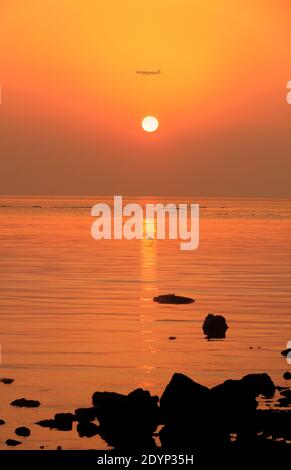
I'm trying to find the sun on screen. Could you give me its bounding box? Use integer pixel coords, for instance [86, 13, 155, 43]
[142, 116, 159, 133]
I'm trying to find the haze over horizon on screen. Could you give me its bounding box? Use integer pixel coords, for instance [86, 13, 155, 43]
[1, 1, 291, 197]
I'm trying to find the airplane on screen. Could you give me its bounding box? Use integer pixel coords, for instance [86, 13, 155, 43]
[136, 69, 161, 75]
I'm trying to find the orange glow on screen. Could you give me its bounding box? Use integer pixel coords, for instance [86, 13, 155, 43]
[1, 1, 291, 196]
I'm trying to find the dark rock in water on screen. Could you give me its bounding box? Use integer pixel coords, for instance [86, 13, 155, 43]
[40, 445, 45, 449]
[0, 378, 14, 384]
[92, 388, 159, 449]
[153, 294, 194, 304]
[159, 372, 277, 449]
[36, 413, 76, 431]
[75, 407, 97, 422]
[160, 373, 209, 424]
[281, 348, 291, 357]
[168, 336, 176, 340]
[57, 446, 62, 451]
[6, 439, 21, 446]
[77, 421, 99, 438]
[0, 419, 5, 425]
[210, 373, 275, 444]
[11, 398, 40, 408]
[241, 373, 276, 398]
[283, 372, 291, 380]
[211, 373, 275, 408]
[15, 426, 31, 437]
[36, 419, 56, 429]
[54, 413, 76, 431]
[202, 314, 228, 339]
[159, 373, 225, 449]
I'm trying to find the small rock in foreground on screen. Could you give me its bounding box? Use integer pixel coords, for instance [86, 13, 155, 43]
[15, 426, 31, 437]
[6, 439, 21, 446]
[0, 378, 14, 385]
[11, 398, 40, 408]
[36, 413, 76, 431]
[77, 421, 100, 438]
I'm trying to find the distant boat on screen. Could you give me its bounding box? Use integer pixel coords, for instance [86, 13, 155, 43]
[136, 69, 161, 75]
[153, 294, 194, 304]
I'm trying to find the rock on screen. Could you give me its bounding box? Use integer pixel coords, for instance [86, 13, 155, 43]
[159, 373, 222, 449]
[11, 398, 40, 408]
[0, 419, 5, 425]
[153, 294, 194, 304]
[241, 373, 276, 398]
[75, 407, 97, 422]
[160, 373, 209, 424]
[168, 336, 176, 340]
[15, 426, 31, 437]
[211, 373, 275, 444]
[36, 419, 56, 429]
[159, 372, 276, 449]
[6, 439, 21, 446]
[92, 388, 159, 449]
[281, 348, 291, 357]
[54, 413, 76, 431]
[77, 421, 99, 437]
[0, 378, 14, 384]
[36, 413, 76, 431]
[40, 445, 45, 449]
[283, 372, 291, 380]
[57, 446, 62, 451]
[202, 314, 228, 339]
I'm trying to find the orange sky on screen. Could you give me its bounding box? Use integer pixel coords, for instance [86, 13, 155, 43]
[1, 0, 291, 196]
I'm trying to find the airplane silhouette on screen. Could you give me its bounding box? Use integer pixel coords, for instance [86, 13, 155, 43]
[136, 69, 161, 75]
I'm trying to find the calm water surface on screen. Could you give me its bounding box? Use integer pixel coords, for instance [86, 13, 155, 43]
[0, 197, 290, 449]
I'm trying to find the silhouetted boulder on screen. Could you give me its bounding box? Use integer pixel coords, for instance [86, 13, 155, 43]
[77, 421, 99, 438]
[159, 373, 227, 449]
[241, 373, 275, 398]
[283, 372, 291, 380]
[160, 373, 209, 424]
[153, 294, 194, 304]
[75, 407, 97, 422]
[11, 398, 40, 408]
[202, 314, 228, 339]
[0, 378, 14, 384]
[36, 419, 56, 429]
[159, 372, 277, 449]
[6, 439, 21, 446]
[92, 388, 159, 449]
[54, 413, 76, 431]
[36, 413, 76, 431]
[0, 419, 5, 425]
[15, 426, 31, 437]
[211, 373, 275, 443]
